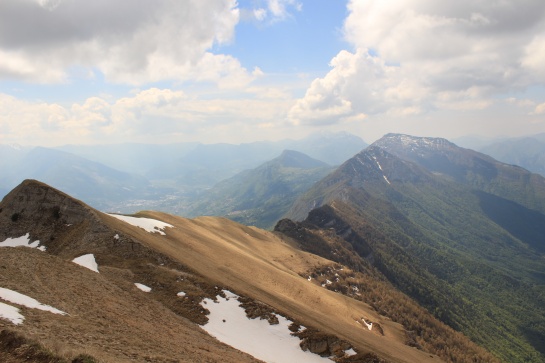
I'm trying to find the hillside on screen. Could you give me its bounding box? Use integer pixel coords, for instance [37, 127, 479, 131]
[286, 134, 545, 363]
[479, 133, 545, 177]
[0, 179, 454, 363]
[185, 150, 334, 229]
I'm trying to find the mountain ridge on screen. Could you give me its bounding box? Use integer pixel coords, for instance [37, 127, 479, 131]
[285, 133, 545, 362]
[0, 179, 444, 363]
[183, 150, 334, 229]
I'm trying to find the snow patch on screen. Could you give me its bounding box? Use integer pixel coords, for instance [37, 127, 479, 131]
[0, 302, 24, 325]
[200, 291, 331, 363]
[108, 214, 173, 235]
[177, 291, 186, 297]
[372, 156, 384, 171]
[383, 175, 391, 184]
[0, 233, 46, 251]
[114, 234, 120, 240]
[72, 254, 99, 273]
[344, 348, 357, 357]
[362, 318, 373, 330]
[135, 283, 151, 292]
[0, 287, 67, 316]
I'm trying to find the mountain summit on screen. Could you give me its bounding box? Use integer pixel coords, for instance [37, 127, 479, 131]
[373, 133, 545, 213]
[184, 150, 334, 228]
[276, 149, 329, 169]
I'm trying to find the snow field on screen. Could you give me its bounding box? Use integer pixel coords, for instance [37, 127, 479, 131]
[108, 214, 173, 235]
[72, 254, 99, 273]
[200, 290, 332, 363]
[0, 233, 46, 251]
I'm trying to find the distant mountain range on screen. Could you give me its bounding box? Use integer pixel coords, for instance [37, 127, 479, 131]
[285, 133, 545, 363]
[184, 150, 335, 229]
[58, 131, 367, 189]
[0, 146, 153, 210]
[0, 132, 367, 213]
[478, 133, 545, 177]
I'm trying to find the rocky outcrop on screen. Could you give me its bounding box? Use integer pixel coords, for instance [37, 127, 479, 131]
[294, 327, 351, 357]
[0, 179, 107, 245]
[0, 180, 166, 263]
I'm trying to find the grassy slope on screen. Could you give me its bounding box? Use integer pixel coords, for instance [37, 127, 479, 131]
[118, 210, 441, 363]
[0, 180, 439, 363]
[0, 248, 259, 363]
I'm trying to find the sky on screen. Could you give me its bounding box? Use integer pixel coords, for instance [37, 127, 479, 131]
[1, 0, 545, 146]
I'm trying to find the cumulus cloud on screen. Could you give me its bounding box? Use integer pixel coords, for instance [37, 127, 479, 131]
[290, 0, 545, 127]
[0, 87, 296, 145]
[0, 0, 251, 85]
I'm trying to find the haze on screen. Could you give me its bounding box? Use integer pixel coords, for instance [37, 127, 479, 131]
[1, 0, 545, 147]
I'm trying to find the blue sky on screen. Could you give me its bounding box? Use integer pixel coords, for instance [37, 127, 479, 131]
[222, 0, 348, 75]
[1, 0, 545, 146]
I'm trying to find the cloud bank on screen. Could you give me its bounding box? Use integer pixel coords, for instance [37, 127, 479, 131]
[0, 0, 247, 85]
[290, 0, 545, 129]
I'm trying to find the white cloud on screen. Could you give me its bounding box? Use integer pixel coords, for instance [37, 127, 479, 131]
[254, 8, 267, 21]
[0, 0, 249, 85]
[267, 0, 302, 19]
[291, 0, 545, 130]
[0, 86, 298, 146]
[533, 102, 545, 115]
[247, 0, 302, 23]
[35, 0, 62, 11]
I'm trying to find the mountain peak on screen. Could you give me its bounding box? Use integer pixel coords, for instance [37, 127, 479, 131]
[376, 133, 457, 151]
[0, 179, 101, 244]
[276, 149, 329, 169]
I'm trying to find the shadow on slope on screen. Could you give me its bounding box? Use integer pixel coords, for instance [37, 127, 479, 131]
[476, 190, 545, 255]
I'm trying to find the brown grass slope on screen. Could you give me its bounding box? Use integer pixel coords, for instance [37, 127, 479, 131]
[0, 180, 261, 363]
[274, 215, 500, 363]
[121, 211, 440, 363]
[1, 180, 438, 363]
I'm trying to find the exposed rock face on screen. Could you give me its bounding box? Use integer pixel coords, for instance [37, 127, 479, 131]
[0, 179, 106, 243]
[0, 180, 159, 261]
[294, 328, 351, 357]
[274, 208, 375, 274]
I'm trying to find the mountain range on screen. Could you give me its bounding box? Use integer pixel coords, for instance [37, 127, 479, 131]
[0, 132, 367, 214]
[285, 133, 545, 362]
[478, 133, 545, 177]
[2, 132, 544, 362]
[0, 179, 495, 363]
[183, 150, 334, 229]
